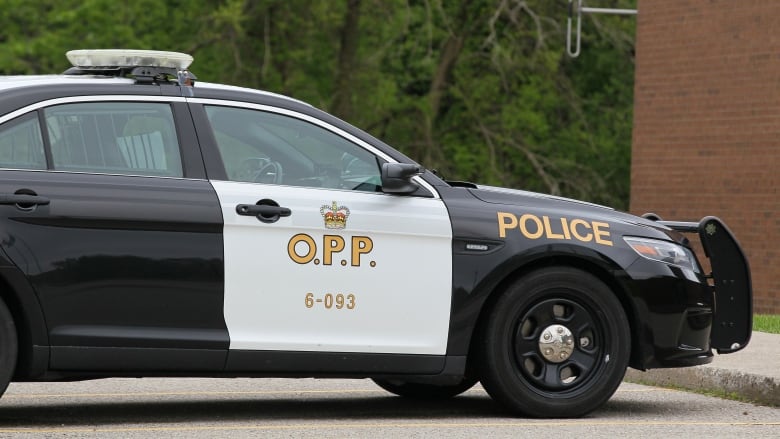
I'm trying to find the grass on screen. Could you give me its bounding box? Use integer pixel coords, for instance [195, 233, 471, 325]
[753, 314, 780, 334]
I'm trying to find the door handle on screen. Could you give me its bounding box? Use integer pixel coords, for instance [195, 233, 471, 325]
[0, 194, 50, 207]
[236, 202, 291, 224]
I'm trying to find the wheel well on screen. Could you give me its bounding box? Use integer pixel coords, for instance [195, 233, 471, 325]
[469, 256, 641, 371]
[0, 273, 44, 380]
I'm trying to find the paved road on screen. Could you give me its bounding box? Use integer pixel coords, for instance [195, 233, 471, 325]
[0, 378, 777, 438]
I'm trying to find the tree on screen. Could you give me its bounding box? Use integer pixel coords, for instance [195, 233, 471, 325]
[0, 0, 636, 209]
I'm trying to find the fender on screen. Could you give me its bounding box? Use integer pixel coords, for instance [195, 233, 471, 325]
[446, 241, 635, 357]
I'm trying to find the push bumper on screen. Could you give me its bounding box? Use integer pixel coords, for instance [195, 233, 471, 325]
[655, 216, 752, 354]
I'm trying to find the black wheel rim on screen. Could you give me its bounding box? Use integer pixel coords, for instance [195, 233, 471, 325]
[512, 295, 605, 395]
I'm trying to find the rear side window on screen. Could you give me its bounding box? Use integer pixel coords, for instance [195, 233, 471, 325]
[0, 112, 46, 170]
[45, 102, 183, 177]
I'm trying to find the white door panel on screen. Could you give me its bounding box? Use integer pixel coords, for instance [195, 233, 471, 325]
[215, 181, 453, 354]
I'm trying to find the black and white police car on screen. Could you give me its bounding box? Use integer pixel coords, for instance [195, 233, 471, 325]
[0, 50, 751, 417]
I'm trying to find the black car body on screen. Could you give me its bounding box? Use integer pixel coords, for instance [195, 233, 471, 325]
[0, 50, 751, 418]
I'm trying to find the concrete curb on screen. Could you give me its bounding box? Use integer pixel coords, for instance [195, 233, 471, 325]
[624, 367, 779, 407]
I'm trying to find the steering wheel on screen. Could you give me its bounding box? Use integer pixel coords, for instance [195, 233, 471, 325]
[235, 157, 269, 182]
[254, 160, 284, 184]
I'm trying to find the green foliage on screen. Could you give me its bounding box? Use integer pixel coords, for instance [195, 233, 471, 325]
[0, 0, 636, 209]
[753, 314, 780, 334]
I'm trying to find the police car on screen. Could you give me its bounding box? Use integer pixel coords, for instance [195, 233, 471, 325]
[0, 50, 751, 418]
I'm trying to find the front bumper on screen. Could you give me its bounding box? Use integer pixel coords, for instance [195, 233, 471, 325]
[624, 216, 752, 370]
[622, 259, 714, 369]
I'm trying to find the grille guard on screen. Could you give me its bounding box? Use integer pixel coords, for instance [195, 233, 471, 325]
[646, 215, 753, 354]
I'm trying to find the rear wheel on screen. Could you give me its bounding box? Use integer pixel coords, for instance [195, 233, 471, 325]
[373, 377, 478, 400]
[479, 267, 630, 418]
[0, 298, 17, 398]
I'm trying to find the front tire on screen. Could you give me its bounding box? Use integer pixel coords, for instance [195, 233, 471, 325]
[479, 267, 630, 418]
[0, 298, 17, 398]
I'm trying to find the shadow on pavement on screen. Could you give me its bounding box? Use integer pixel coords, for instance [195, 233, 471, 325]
[0, 392, 678, 427]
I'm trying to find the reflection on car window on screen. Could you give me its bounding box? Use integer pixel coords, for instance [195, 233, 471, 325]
[0, 112, 46, 170]
[45, 102, 183, 177]
[205, 106, 382, 191]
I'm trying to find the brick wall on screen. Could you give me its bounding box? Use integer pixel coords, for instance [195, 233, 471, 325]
[631, 0, 779, 314]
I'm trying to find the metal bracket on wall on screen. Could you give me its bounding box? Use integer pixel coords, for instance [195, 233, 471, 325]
[567, 0, 637, 58]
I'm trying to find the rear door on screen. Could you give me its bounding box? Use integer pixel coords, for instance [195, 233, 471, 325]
[190, 101, 453, 356]
[0, 96, 227, 371]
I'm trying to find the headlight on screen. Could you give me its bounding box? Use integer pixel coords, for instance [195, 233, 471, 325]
[624, 237, 700, 273]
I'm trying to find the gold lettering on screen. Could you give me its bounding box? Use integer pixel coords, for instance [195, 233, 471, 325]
[288, 234, 316, 264]
[496, 211, 612, 246]
[519, 214, 544, 239]
[497, 212, 518, 238]
[570, 219, 593, 242]
[560, 217, 572, 240]
[323, 235, 346, 265]
[543, 216, 565, 240]
[592, 221, 613, 246]
[351, 236, 373, 267]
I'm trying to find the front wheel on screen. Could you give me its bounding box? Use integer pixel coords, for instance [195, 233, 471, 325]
[479, 267, 630, 418]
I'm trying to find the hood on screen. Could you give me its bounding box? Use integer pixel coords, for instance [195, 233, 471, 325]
[474, 184, 614, 210]
[469, 184, 675, 236]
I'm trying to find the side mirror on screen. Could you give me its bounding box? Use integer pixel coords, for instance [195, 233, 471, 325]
[381, 162, 423, 194]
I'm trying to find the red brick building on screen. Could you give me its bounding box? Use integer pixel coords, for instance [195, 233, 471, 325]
[630, 0, 779, 313]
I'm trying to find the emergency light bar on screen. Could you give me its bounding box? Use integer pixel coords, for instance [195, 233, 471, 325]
[66, 49, 193, 70]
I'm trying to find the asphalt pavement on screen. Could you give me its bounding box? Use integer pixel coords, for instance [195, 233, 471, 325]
[2, 378, 778, 437]
[624, 331, 779, 406]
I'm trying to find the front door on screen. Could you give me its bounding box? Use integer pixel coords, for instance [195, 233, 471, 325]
[199, 103, 453, 355]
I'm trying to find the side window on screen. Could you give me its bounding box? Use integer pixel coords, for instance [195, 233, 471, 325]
[45, 102, 183, 177]
[205, 106, 382, 192]
[0, 112, 46, 170]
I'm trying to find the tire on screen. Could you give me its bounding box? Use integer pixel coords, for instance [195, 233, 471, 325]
[0, 298, 17, 398]
[372, 377, 478, 400]
[479, 267, 630, 418]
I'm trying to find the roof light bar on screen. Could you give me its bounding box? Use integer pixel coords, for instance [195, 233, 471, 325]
[66, 49, 193, 70]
